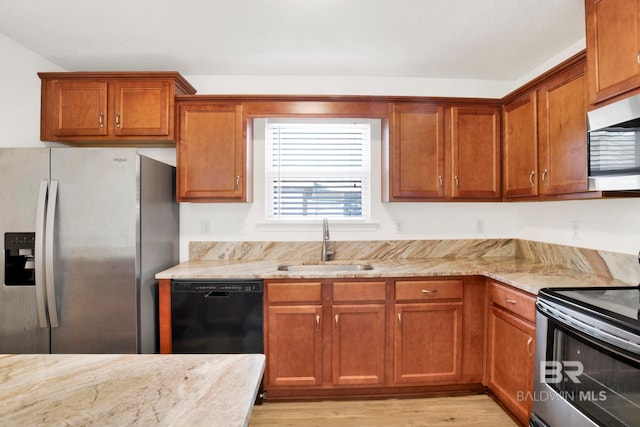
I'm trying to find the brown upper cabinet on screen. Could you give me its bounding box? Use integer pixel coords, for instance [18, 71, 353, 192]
[39, 72, 196, 145]
[384, 102, 501, 201]
[537, 62, 588, 195]
[585, 0, 640, 104]
[176, 99, 252, 202]
[447, 105, 501, 200]
[502, 91, 539, 198]
[384, 102, 445, 201]
[503, 56, 590, 200]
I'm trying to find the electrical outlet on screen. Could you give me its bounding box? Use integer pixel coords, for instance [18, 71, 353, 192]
[395, 220, 404, 234]
[476, 219, 485, 234]
[201, 219, 211, 234]
[571, 220, 580, 240]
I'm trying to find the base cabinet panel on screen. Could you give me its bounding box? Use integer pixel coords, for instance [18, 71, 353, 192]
[331, 304, 386, 386]
[394, 302, 463, 384]
[486, 281, 536, 426]
[266, 305, 323, 387]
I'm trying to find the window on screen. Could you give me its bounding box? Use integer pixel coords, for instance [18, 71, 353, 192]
[265, 119, 371, 220]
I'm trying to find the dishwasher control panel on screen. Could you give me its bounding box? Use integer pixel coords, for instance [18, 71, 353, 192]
[171, 280, 263, 293]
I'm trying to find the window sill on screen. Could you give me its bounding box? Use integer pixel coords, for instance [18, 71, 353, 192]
[255, 220, 380, 232]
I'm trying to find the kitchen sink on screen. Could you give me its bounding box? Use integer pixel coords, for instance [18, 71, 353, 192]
[277, 263, 374, 272]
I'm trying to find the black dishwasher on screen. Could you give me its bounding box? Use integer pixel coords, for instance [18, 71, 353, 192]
[170, 279, 263, 354]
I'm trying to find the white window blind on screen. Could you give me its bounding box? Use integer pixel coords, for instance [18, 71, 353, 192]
[266, 120, 371, 220]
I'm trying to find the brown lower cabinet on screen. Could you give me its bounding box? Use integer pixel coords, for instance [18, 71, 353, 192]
[263, 277, 486, 399]
[486, 280, 536, 425]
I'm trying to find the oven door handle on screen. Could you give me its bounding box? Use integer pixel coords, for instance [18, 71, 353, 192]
[538, 300, 640, 354]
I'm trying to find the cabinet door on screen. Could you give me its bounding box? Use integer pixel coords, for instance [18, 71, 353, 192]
[449, 106, 501, 200]
[487, 306, 535, 426]
[503, 92, 538, 198]
[332, 304, 386, 386]
[266, 305, 323, 387]
[394, 302, 462, 384]
[113, 80, 171, 136]
[586, 0, 640, 104]
[537, 63, 588, 195]
[177, 102, 246, 201]
[386, 103, 445, 200]
[50, 80, 108, 137]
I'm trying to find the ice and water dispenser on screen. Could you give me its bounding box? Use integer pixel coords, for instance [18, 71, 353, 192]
[4, 232, 36, 286]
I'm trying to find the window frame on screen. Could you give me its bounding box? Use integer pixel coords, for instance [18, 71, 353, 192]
[264, 118, 372, 222]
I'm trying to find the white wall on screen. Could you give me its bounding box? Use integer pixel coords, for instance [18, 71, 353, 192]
[2, 33, 637, 259]
[0, 33, 63, 147]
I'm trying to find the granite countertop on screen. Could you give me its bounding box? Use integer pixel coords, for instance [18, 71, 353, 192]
[0, 353, 265, 427]
[156, 257, 633, 295]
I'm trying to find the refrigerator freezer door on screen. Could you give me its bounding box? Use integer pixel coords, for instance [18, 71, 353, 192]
[50, 148, 138, 353]
[0, 148, 51, 353]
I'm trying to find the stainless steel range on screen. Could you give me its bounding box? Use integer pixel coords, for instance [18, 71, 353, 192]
[531, 286, 640, 427]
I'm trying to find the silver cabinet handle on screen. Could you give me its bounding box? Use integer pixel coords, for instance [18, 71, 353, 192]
[115, 112, 121, 128]
[235, 175, 240, 190]
[335, 314, 339, 330]
[99, 112, 104, 128]
[529, 170, 535, 187]
[421, 289, 437, 294]
[541, 169, 548, 186]
[505, 297, 517, 305]
[34, 181, 49, 328]
[527, 336, 533, 357]
[316, 314, 320, 331]
[45, 180, 59, 328]
[438, 175, 443, 190]
[454, 176, 459, 190]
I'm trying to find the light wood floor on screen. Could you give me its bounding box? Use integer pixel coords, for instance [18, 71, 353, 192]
[249, 394, 519, 427]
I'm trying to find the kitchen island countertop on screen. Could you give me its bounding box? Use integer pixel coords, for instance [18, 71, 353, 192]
[0, 353, 265, 427]
[156, 256, 633, 295]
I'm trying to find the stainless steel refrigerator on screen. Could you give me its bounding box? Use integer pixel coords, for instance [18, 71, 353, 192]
[0, 147, 179, 354]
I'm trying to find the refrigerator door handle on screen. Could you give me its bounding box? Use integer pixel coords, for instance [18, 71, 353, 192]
[45, 180, 59, 328]
[34, 181, 49, 328]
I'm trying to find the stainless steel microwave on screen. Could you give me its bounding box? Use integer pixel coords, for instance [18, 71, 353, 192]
[588, 93, 640, 191]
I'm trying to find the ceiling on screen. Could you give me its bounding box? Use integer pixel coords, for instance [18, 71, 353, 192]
[0, 0, 585, 81]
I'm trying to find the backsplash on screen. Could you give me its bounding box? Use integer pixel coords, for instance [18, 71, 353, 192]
[189, 238, 640, 284]
[516, 240, 640, 285]
[189, 239, 516, 261]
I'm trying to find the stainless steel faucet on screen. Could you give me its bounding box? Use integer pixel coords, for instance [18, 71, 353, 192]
[321, 218, 335, 261]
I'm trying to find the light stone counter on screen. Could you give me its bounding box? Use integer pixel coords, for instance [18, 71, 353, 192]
[155, 257, 632, 295]
[157, 239, 640, 295]
[0, 353, 265, 427]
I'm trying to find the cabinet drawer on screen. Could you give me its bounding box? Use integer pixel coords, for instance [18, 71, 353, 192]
[489, 281, 536, 323]
[395, 279, 463, 302]
[267, 282, 322, 304]
[333, 281, 386, 303]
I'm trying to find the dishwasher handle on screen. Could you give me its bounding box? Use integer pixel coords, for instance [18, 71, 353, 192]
[204, 291, 230, 298]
